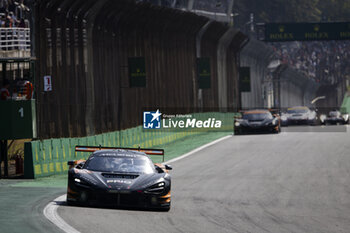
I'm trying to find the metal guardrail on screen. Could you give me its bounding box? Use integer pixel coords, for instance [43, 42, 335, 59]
[0, 28, 30, 51]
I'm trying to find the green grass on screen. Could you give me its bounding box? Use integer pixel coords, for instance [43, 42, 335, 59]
[12, 132, 231, 188]
[11, 174, 68, 188]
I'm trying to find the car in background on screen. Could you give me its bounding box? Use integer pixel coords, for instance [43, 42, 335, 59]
[320, 110, 349, 125]
[234, 109, 281, 135]
[67, 146, 172, 211]
[280, 106, 317, 126]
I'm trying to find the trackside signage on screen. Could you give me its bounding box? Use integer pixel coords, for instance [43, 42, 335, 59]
[129, 57, 146, 87]
[197, 57, 211, 89]
[143, 109, 234, 132]
[262, 22, 350, 42]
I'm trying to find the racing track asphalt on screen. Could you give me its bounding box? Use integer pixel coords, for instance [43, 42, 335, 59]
[57, 126, 350, 233]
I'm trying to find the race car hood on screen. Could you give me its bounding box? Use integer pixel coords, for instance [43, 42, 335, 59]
[239, 118, 273, 126]
[74, 169, 166, 191]
[287, 113, 308, 119]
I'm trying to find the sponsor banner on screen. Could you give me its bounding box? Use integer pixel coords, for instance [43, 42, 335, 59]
[263, 22, 350, 42]
[197, 57, 211, 89]
[129, 57, 146, 87]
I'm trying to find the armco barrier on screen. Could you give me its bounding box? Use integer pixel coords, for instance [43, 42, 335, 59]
[24, 112, 235, 178]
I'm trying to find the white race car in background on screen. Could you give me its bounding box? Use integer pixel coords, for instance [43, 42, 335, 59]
[281, 106, 317, 126]
[320, 110, 349, 125]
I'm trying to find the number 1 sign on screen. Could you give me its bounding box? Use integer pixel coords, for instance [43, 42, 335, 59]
[44, 75, 52, 92]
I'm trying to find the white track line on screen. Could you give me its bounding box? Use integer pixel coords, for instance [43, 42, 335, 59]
[43, 194, 80, 233]
[43, 134, 232, 233]
[165, 134, 232, 164]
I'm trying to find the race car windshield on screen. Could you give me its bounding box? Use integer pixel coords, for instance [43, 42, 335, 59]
[242, 113, 272, 120]
[287, 109, 308, 114]
[83, 156, 155, 174]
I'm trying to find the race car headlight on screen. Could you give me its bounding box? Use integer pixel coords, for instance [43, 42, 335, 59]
[74, 178, 81, 183]
[342, 114, 349, 121]
[272, 119, 278, 125]
[265, 119, 277, 126]
[307, 113, 315, 120]
[73, 176, 97, 186]
[234, 122, 240, 127]
[145, 182, 165, 194]
[74, 178, 89, 185]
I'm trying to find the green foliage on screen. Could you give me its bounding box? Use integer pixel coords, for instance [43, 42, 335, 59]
[317, 0, 350, 21]
[234, 0, 350, 25]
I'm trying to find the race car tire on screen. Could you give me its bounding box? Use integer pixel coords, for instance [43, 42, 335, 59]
[234, 130, 241, 135]
[309, 122, 316, 126]
[66, 199, 78, 206]
[66, 199, 73, 206]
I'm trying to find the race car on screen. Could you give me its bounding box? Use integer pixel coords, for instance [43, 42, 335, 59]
[280, 106, 317, 126]
[66, 146, 172, 211]
[320, 110, 349, 125]
[234, 109, 281, 135]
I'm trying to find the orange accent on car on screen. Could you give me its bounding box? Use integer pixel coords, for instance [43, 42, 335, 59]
[160, 191, 171, 199]
[154, 163, 170, 173]
[75, 159, 86, 165]
[158, 191, 171, 203]
[67, 186, 78, 195]
[243, 110, 270, 114]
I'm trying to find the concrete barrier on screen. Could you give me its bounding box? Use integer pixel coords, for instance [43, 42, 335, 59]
[240, 39, 275, 109]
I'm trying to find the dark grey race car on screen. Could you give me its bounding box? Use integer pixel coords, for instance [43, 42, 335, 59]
[234, 109, 281, 135]
[67, 146, 172, 211]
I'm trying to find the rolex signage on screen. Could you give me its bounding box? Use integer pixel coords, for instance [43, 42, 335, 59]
[264, 22, 350, 42]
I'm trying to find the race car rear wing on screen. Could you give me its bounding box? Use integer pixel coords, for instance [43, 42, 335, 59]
[75, 145, 165, 162]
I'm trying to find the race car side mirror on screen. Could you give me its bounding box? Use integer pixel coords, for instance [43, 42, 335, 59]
[67, 160, 75, 166]
[155, 165, 164, 173]
[76, 162, 85, 169]
[165, 164, 172, 170]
